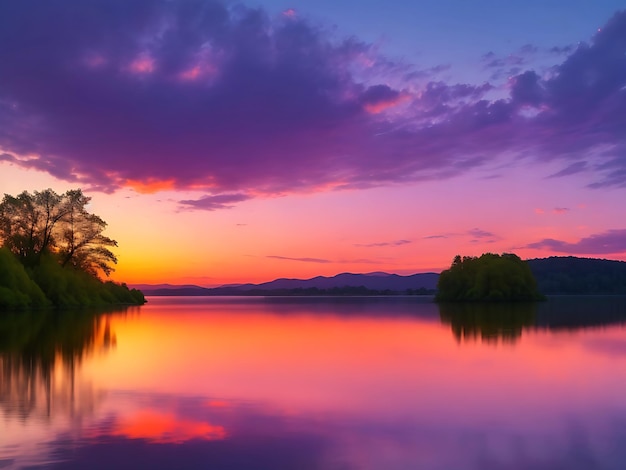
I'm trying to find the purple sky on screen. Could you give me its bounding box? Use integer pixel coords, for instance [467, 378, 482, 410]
[0, 0, 625, 284]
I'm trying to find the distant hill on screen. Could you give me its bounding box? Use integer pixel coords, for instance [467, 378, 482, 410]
[134, 257, 626, 297]
[130, 283, 209, 292]
[527, 256, 626, 295]
[137, 272, 439, 296]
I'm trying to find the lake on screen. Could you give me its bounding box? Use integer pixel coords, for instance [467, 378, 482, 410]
[2, 296, 626, 469]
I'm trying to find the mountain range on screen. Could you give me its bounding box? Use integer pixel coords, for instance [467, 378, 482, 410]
[132, 256, 626, 296]
[134, 271, 439, 296]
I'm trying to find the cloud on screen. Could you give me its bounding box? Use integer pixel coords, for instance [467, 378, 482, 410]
[267, 256, 332, 264]
[178, 193, 250, 210]
[548, 161, 588, 179]
[468, 228, 496, 239]
[0, 2, 625, 200]
[552, 207, 570, 214]
[423, 234, 448, 239]
[338, 258, 381, 264]
[549, 45, 575, 55]
[527, 229, 626, 254]
[267, 255, 380, 264]
[355, 239, 412, 248]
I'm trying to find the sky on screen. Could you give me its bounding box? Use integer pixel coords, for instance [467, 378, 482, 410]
[1, 0, 625, 286]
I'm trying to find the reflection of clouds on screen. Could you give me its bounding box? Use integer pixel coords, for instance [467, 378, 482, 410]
[580, 336, 626, 358]
[30, 391, 626, 470]
[4, 299, 626, 469]
[471, 417, 626, 470]
[110, 410, 226, 443]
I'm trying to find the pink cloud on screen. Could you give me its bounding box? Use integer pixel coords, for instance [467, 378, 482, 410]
[128, 55, 155, 74]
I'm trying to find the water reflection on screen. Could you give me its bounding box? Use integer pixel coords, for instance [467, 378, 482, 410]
[439, 302, 536, 344]
[439, 296, 626, 344]
[2, 297, 626, 469]
[0, 307, 132, 423]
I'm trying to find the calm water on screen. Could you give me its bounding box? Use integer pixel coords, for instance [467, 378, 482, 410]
[2, 296, 626, 469]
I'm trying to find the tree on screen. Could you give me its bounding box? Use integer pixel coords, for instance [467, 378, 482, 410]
[436, 253, 544, 302]
[0, 189, 117, 277]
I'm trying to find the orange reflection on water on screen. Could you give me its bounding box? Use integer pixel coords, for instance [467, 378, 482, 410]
[110, 410, 227, 443]
[82, 297, 626, 430]
[87, 300, 449, 417]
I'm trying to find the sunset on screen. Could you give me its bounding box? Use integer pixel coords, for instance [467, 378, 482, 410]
[1, 1, 625, 285]
[2, 2, 626, 469]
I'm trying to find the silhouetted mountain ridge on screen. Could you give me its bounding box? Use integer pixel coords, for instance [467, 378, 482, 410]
[138, 272, 439, 296]
[134, 257, 626, 296]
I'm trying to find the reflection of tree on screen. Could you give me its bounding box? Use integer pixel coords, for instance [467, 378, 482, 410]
[438, 302, 537, 344]
[0, 307, 132, 422]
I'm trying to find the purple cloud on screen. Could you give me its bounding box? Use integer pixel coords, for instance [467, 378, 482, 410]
[468, 228, 496, 239]
[548, 161, 588, 179]
[552, 207, 570, 214]
[527, 229, 626, 254]
[0, 1, 625, 201]
[178, 193, 250, 210]
[355, 239, 412, 248]
[267, 255, 381, 264]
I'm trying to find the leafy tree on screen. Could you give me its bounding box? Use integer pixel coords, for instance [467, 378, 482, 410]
[436, 253, 544, 302]
[0, 188, 117, 276]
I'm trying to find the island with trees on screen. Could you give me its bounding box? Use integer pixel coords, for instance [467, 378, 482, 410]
[436, 253, 545, 302]
[0, 189, 145, 310]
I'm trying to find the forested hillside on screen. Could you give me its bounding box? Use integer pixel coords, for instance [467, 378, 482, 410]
[528, 257, 626, 294]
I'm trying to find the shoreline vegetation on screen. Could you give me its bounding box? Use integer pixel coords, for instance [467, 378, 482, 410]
[0, 247, 145, 309]
[0, 189, 145, 310]
[436, 253, 545, 302]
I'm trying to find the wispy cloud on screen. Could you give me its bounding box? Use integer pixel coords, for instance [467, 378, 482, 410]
[552, 207, 570, 214]
[267, 255, 380, 265]
[355, 239, 412, 248]
[267, 256, 332, 264]
[548, 161, 588, 179]
[527, 229, 626, 254]
[467, 228, 496, 239]
[178, 194, 250, 211]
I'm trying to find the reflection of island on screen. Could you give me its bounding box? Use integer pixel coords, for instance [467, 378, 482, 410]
[0, 307, 132, 422]
[439, 302, 537, 344]
[439, 297, 626, 344]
